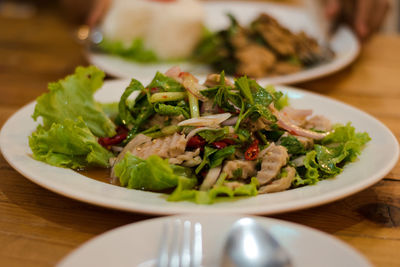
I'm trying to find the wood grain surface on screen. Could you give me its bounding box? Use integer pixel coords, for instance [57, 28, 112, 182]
[0, 4, 399, 267]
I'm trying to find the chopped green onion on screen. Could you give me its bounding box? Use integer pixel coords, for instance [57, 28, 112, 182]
[188, 92, 200, 118]
[149, 92, 186, 103]
[145, 125, 181, 138]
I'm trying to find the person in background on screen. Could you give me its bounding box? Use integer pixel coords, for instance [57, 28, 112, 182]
[62, 0, 391, 41]
[323, 0, 391, 40]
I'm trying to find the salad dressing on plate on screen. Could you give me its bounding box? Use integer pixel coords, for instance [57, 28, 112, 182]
[78, 168, 111, 184]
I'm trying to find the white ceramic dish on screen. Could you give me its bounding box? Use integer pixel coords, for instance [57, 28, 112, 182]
[88, 1, 360, 85]
[57, 214, 372, 267]
[0, 78, 398, 215]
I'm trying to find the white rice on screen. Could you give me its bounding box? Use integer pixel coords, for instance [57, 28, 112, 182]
[100, 0, 205, 60]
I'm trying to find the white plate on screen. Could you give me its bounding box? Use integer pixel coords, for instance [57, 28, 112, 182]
[88, 1, 360, 85]
[0, 78, 398, 215]
[57, 214, 372, 267]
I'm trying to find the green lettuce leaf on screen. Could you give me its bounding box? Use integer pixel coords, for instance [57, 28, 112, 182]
[298, 123, 370, 185]
[99, 38, 158, 63]
[29, 118, 114, 169]
[322, 123, 371, 162]
[100, 102, 119, 122]
[32, 66, 116, 137]
[114, 153, 197, 191]
[168, 177, 258, 204]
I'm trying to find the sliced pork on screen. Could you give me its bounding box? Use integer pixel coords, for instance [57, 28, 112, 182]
[259, 166, 295, 194]
[222, 160, 257, 179]
[304, 115, 332, 132]
[131, 132, 187, 159]
[256, 143, 288, 185]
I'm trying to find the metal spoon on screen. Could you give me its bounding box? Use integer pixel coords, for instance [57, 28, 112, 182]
[221, 218, 292, 267]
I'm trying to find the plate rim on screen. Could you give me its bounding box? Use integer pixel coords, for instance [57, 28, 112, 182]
[0, 82, 398, 215]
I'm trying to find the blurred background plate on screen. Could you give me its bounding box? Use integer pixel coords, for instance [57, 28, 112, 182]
[57, 214, 372, 267]
[87, 1, 360, 84]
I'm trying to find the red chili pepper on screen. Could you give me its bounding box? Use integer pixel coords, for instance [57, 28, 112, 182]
[212, 141, 227, 149]
[150, 87, 158, 93]
[186, 135, 206, 150]
[245, 139, 259, 161]
[98, 125, 128, 148]
[212, 138, 236, 149]
[220, 138, 236, 145]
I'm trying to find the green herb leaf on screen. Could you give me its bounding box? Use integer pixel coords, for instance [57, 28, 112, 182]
[118, 79, 146, 125]
[280, 136, 306, 155]
[210, 146, 236, 168]
[197, 127, 230, 143]
[154, 103, 190, 119]
[147, 72, 184, 92]
[235, 76, 254, 104]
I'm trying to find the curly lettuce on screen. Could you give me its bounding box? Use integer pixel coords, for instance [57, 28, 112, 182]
[293, 123, 370, 186]
[32, 66, 116, 137]
[114, 153, 197, 191]
[29, 66, 116, 169]
[29, 118, 113, 169]
[168, 177, 258, 204]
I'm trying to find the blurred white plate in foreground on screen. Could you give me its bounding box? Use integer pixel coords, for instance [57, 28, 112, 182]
[87, 1, 360, 84]
[0, 79, 398, 215]
[57, 214, 371, 267]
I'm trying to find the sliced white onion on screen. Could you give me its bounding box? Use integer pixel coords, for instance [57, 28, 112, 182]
[200, 166, 222, 191]
[221, 116, 238, 126]
[178, 113, 232, 127]
[110, 134, 151, 180]
[291, 155, 306, 167]
[164, 66, 182, 82]
[181, 72, 208, 101]
[277, 119, 328, 140]
[185, 126, 218, 141]
[281, 106, 313, 119]
[269, 104, 328, 140]
[111, 146, 124, 153]
[204, 73, 234, 87]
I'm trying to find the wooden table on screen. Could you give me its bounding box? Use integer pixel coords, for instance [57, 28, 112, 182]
[1, 6, 399, 267]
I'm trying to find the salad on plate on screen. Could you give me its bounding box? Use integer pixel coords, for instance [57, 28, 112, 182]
[29, 66, 370, 204]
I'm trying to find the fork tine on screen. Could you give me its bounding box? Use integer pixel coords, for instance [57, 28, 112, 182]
[157, 222, 170, 267]
[170, 219, 182, 267]
[181, 221, 191, 267]
[192, 222, 203, 267]
[157, 220, 202, 267]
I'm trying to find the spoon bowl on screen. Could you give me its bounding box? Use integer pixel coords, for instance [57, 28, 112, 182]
[221, 218, 292, 267]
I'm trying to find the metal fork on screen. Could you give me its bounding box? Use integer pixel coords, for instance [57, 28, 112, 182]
[156, 219, 203, 267]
